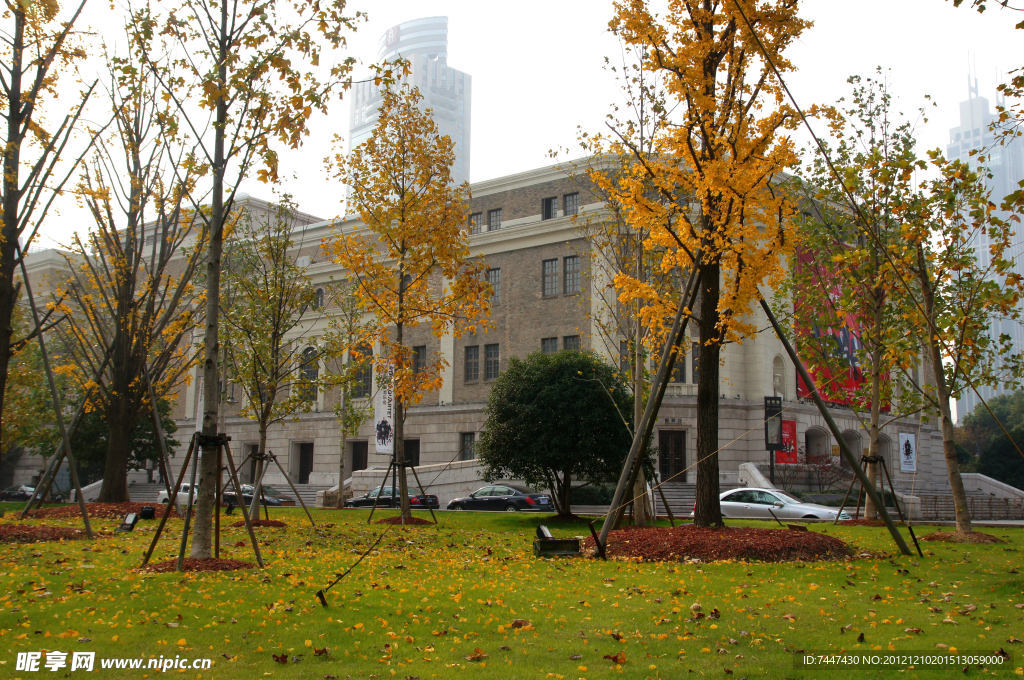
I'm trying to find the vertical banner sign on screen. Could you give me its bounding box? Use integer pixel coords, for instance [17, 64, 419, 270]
[899, 432, 917, 472]
[778, 419, 798, 464]
[374, 363, 395, 456]
[764, 396, 783, 450]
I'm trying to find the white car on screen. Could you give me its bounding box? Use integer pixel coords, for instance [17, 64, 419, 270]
[157, 483, 200, 505]
[712, 487, 852, 521]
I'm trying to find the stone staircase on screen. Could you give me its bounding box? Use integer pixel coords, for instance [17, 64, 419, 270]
[572, 482, 696, 519]
[913, 493, 1024, 521]
[289, 484, 331, 508]
[652, 481, 697, 518]
[127, 483, 165, 503]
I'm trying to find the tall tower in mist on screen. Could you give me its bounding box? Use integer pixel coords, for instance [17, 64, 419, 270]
[949, 78, 1024, 421]
[348, 17, 472, 186]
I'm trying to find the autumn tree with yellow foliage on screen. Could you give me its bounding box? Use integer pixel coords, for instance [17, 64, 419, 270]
[325, 81, 490, 521]
[53, 57, 206, 503]
[0, 0, 94, 461]
[131, 0, 359, 559]
[897, 154, 1024, 534]
[602, 0, 807, 527]
[221, 197, 319, 516]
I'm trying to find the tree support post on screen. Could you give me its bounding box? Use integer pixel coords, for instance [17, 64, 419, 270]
[758, 296, 912, 556]
[142, 433, 198, 567]
[599, 268, 700, 550]
[265, 451, 317, 527]
[146, 376, 176, 510]
[16, 246, 92, 537]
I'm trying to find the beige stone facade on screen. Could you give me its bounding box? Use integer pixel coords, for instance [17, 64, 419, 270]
[161, 161, 945, 497]
[17, 163, 947, 500]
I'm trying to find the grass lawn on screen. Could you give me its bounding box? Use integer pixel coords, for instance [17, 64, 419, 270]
[0, 504, 1021, 679]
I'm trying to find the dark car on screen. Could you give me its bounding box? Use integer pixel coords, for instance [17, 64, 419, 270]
[345, 485, 439, 509]
[222, 484, 286, 507]
[447, 484, 553, 512]
[0, 485, 34, 501]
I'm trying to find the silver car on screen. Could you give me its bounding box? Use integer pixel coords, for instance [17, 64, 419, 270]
[716, 487, 851, 520]
[157, 483, 199, 505]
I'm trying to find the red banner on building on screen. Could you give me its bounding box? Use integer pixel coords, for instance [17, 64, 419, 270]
[777, 419, 798, 464]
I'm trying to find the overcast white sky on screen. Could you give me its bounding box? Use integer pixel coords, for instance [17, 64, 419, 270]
[278, 0, 1023, 222]
[35, 0, 1023, 246]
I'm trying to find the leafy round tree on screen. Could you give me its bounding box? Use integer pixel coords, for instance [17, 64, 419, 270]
[476, 350, 633, 516]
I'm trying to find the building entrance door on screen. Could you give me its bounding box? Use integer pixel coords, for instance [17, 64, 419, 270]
[297, 443, 314, 484]
[658, 430, 686, 483]
[351, 441, 368, 472]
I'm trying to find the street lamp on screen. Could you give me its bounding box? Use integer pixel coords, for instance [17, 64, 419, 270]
[764, 396, 783, 484]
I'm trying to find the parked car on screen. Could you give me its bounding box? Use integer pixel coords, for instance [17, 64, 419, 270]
[157, 483, 199, 505]
[447, 484, 553, 512]
[705, 487, 852, 521]
[345, 485, 439, 509]
[222, 484, 285, 507]
[0, 485, 34, 501]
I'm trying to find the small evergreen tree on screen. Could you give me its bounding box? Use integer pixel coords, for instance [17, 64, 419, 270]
[476, 351, 633, 517]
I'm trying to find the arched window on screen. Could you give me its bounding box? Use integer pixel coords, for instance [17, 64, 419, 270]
[314, 288, 324, 310]
[772, 355, 785, 398]
[298, 347, 319, 401]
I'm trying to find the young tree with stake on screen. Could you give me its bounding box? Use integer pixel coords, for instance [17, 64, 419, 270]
[54, 55, 205, 503]
[221, 198, 319, 516]
[325, 81, 490, 522]
[604, 0, 808, 527]
[0, 0, 94, 459]
[130, 0, 359, 559]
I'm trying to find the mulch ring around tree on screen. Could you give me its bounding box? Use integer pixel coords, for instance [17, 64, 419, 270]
[583, 525, 854, 562]
[0, 524, 91, 543]
[139, 558, 255, 573]
[25, 502, 178, 520]
[376, 516, 435, 526]
[921, 530, 1005, 544]
[231, 520, 286, 528]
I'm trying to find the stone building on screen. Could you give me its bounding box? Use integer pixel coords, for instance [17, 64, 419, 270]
[160, 161, 947, 504]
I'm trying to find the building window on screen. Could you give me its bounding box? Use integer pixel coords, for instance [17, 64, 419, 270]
[484, 343, 500, 380]
[465, 345, 479, 382]
[691, 341, 699, 384]
[563, 192, 579, 216]
[563, 335, 581, 351]
[541, 196, 557, 220]
[351, 345, 372, 398]
[459, 432, 475, 461]
[412, 345, 426, 374]
[314, 287, 325, 310]
[541, 337, 559, 354]
[468, 212, 482, 234]
[297, 346, 319, 401]
[563, 255, 580, 294]
[486, 267, 500, 305]
[487, 208, 502, 231]
[672, 348, 686, 383]
[542, 258, 558, 297]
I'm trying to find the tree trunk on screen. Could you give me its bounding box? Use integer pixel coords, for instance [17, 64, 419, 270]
[97, 401, 132, 502]
[192, 1, 230, 559]
[631, 317, 653, 526]
[557, 471, 572, 518]
[336, 398, 347, 509]
[0, 10, 25, 465]
[864, 339, 884, 519]
[917, 245, 972, 533]
[248, 424, 269, 517]
[693, 263, 723, 528]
